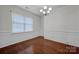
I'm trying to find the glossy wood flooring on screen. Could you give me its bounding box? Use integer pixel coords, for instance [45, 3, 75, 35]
[0, 36, 79, 54]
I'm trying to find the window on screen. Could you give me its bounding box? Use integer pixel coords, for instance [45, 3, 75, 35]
[12, 13, 33, 33]
[25, 17, 33, 32]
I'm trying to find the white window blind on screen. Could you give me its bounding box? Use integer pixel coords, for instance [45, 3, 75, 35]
[25, 17, 33, 32]
[12, 13, 33, 33]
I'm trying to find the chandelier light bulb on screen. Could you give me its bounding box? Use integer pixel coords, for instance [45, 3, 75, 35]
[49, 7, 52, 11]
[47, 10, 50, 13]
[43, 6, 47, 9]
[43, 11, 46, 14]
[40, 9, 43, 12]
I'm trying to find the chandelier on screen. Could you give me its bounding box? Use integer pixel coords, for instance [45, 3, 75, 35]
[40, 6, 52, 16]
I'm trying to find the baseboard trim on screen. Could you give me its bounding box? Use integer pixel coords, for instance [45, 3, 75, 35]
[0, 36, 44, 54]
[44, 39, 79, 54]
[0, 36, 79, 54]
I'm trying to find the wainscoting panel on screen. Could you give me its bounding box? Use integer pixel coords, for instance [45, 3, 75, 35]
[44, 31, 79, 47]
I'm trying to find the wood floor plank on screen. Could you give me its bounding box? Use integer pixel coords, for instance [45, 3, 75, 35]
[0, 36, 79, 54]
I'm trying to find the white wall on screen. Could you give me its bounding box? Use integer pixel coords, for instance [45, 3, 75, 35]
[44, 6, 79, 47]
[40, 16, 44, 36]
[0, 5, 42, 48]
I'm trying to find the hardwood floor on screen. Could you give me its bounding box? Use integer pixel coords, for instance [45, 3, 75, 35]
[44, 39, 79, 54]
[0, 36, 79, 54]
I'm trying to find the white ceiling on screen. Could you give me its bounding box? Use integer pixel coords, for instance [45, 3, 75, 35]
[18, 5, 65, 16]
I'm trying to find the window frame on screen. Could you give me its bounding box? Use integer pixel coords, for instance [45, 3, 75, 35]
[12, 13, 33, 33]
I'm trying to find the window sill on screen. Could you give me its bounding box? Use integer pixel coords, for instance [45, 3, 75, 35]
[11, 31, 33, 34]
